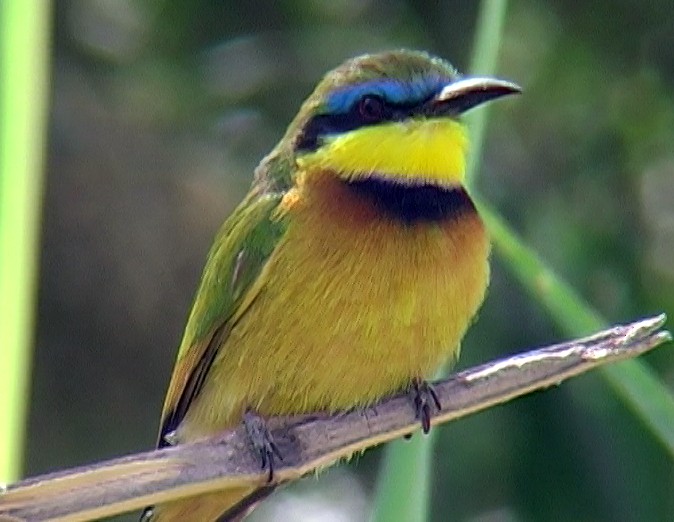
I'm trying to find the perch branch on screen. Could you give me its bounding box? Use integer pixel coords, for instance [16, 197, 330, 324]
[0, 314, 670, 522]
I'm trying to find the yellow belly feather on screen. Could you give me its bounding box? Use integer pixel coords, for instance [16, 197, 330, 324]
[180, 170, 489, 440]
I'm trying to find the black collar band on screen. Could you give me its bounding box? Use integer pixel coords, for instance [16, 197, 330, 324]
[345, 177, 475, 223]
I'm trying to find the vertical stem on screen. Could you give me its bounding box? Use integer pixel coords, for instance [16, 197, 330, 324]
[369, 2, 510, 520]
[370, 437, 432, 522]
[464, 0, 510, 186]
[0, 0, 51, 482]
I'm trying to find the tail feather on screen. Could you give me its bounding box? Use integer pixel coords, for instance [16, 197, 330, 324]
[217, 486, 277, 521]
[142, 486, 276, 522]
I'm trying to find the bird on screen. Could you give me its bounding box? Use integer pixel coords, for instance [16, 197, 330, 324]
[142, 49, 520, 521]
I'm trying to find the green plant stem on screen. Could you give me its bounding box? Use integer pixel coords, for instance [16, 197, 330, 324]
[0, 0, 50, 482]
[370, 437, 433, 522]
[370, 1, 511, 520]
[464, 0, 511, 186]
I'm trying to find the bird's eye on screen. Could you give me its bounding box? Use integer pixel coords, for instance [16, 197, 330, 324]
[358, 95, 385, 122]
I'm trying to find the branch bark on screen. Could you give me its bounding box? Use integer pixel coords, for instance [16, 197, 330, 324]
[1, 315, 670, 522]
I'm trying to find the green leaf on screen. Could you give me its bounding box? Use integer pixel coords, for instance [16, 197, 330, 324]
[478, 200, 674, 456]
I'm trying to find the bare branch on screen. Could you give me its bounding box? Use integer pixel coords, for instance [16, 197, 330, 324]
[1, 315, 670, 522]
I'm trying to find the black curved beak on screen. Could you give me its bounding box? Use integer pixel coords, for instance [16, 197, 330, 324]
[430, 77, 521, 116]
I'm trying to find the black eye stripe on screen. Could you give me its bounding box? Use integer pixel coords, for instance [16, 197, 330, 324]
[295, 96, 427, 152]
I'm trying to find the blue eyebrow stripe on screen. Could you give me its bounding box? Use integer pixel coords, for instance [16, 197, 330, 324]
[326, 75, 450, 114]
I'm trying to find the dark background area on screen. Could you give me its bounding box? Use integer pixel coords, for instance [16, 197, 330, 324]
[28, 1, 674, 520]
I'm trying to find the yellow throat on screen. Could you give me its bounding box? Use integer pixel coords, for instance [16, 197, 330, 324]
[297, 118, 468, 187]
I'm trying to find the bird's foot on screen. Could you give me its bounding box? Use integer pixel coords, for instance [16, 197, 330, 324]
[244, 411, 283, 483]
[410, 379, 441, 434]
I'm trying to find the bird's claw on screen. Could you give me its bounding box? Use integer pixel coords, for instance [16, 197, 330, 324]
[411, 379, 441, 434]
[244, 411, 283, 482]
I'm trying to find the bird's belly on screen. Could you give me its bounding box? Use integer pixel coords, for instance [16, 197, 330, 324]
[182, 175, 489, 436]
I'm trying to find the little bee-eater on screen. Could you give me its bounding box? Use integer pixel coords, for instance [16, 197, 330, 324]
[144, 50, 519, 521]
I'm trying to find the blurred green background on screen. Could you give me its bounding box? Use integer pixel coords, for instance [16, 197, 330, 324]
[15, 0, 674, 520]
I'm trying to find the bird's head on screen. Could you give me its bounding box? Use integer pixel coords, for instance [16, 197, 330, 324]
[283, 50, 519, 189]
